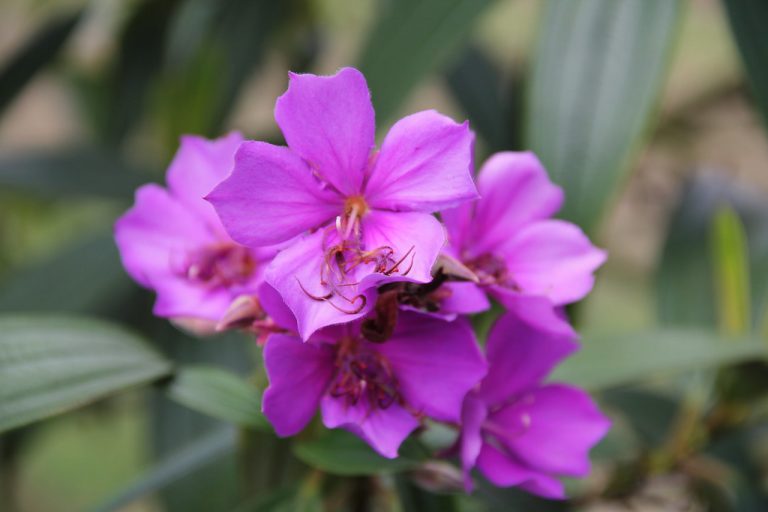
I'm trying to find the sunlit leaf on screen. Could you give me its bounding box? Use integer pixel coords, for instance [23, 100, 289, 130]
[0, 314, 171, 433]
[358, 0, 494, 124]
[89, 428, 235, 512]
[293, 429, 425, 476]
[552, 328, 768, 391]
[167, 365, 267, 429]
[526, 0, 682, 232]
[723, 0, 768, 131]
[711, 206, 751, 336]
[0, 9, 83, 115]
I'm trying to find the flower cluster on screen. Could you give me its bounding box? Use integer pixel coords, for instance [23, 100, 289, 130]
[115, 67, 610, 498]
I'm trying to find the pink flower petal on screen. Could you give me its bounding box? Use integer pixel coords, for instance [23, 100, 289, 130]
[274, 68, 375, 196]
[365, 110, 477, 212]
[489, 291, 576, 338]
[376, 313, 487, 422]
[476, 444, 565, 499]
[440, 282, 490, 316]
[262, 334, 335, 436]
[321, 395, 419, 459]
[470, 152, 563, 256]
[166, 132, 243, 232]
[498, 219, 607, 305]
[441, 200, 475, 257]
[264, 230, 375, 340]
[478, 312, 577, 406]
[257, 281, 297, 333]
[489, 384, 611, 478]
[206, 141, 342, 247]
[115, 184, 212, 288]
[460, 393, 487, 491]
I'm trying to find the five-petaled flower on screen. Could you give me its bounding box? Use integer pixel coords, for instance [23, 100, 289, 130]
[115, 133, 277, 331]
[207, 68, 478, 340]
[460, 313, 610, 498]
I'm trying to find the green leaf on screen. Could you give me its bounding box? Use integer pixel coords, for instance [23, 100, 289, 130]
[395, 474, 459, 512]
[446, 46, 519, 153]
[167, 365, 267, 429]
[0, 9, 83, 115]
[526, 0, 682, 232]
[293, 429, 424, 476]
[711, 206, 751, 335]
[0, 148, 152, 201]
[0, 232, 133, 314]
[552, 328, 768, 391]
[89, 428, 235, 512]
[358, 0, 494, 124]
[0, 314, 171, 433]
[723, 0, 768, 131]
[657, 174, 768, 332]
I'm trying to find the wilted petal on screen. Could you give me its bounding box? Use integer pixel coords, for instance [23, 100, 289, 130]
[460, 393, 487, 491]
[359, 210, 446, 288]
[365, 110, 477, 212]
[491, 384, 610, 478]
[498, 219, 606, 305]
[166, 132, 243, 230]
[376, 313, 487, 422]
[262, 334, 335, 436]
[265, 230, 374, 340]
[321, 395, 419, 459]
[274, 68, 375, 196]
[470, 152, 563, 256]
[476, 444, 565, 499]
[115, 184, 211, 288]
[478, 312, 577, 406]
[207, 142, 341, 247]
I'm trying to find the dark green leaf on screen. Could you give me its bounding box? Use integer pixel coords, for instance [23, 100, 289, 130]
[395, 474, 459, 512]
[657, 173, 768, 331]
[358, 0, 494, 124]
[0, 148, 152, 201]
[723, 0, 768, 131]
[446, 46, 519, 153]
[603, 388, 679, 448]
[552, 328, 768, 391]
[167, 365, 267, 429]
[0, 314, 171, 433]
[293, 429, 424, 476]
[526, 0, 682, 232]
[0, 232, 132, 314]
[0, 9, 83, 115]
[89, 428, 235, 512]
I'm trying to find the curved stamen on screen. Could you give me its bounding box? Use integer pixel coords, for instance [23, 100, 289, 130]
[295, 277, 333, 301]
[384, 245, 415, 276]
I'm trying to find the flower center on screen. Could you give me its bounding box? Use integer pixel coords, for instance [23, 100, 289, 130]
[185, 243, 255, 288]
[329, 336, 400, 410]
[464, 253, 516, 289]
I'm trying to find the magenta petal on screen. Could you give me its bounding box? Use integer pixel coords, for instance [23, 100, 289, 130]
[478, 313, 577, 405]
[206, 141, 341, 247]
[360, 210, 446, 287]
[491, 291, 576, 338]
[471, 152, 563, 255]
[262, 334, 334, 436]
[441, 200, 475, 255]
[166, 132, 243, 229]
[321, 395, 419, 459]
[257, 282, 297, 332]
[152, 277, 234, 321]
[476, 444, 565, 499]
[115, 184, 211, 288]
[274, 68, 374, 196]
[376, 313, 487, 422]
[265, 230, 374, 340]
[441, 282, 490, 316]
[498, 219, 607, 305]
[365, 110, 477, 212]
[491, 384, 610, 478]
[460, 393, 487, 491]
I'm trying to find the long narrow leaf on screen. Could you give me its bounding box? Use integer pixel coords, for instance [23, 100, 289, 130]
[526, 0, 682, 232]
[0, 314, 172, 433]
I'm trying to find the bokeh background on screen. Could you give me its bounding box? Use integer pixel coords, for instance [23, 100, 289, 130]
[1, 0, 768, 511]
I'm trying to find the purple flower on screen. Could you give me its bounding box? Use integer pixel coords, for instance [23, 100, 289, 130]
[207, 68, 477, 340]
[260, 306, 487, 458]
[442, 151, 606, 333]
[460, 313, 610, 498]
[115, 133, 276, 328]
